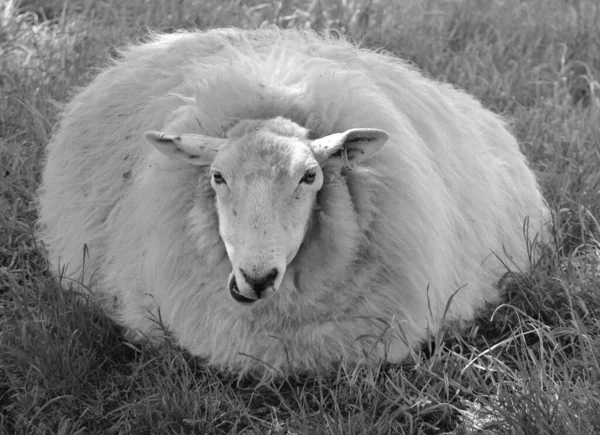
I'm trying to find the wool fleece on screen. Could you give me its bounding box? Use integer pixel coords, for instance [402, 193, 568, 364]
[37, 26, 551, 378]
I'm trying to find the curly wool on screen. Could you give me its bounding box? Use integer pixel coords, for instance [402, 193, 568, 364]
[37, 26, 550, 378]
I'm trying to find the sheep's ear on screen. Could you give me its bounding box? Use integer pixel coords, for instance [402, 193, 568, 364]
[311, 128, 389, 167]
[144, 131, 224, 166]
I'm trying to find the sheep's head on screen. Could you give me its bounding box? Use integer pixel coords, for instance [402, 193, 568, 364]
[145, 117, 388, 305]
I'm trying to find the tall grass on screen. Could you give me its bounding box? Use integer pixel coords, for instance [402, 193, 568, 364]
[1, 0, 599, 433]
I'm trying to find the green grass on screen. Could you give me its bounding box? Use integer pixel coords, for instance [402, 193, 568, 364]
[1, 0, 600, 433]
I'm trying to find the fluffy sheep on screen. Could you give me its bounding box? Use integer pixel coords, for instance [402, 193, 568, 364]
[37, 26, 551, 378]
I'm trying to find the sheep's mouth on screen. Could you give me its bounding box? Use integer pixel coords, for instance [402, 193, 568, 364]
[228, 275, 258, 305]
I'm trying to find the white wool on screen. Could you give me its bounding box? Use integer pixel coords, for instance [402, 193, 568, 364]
[37, 26, 551, 378]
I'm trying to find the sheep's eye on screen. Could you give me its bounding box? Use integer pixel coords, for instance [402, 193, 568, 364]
[213, 172, 226, 185]
[300, 170, 316, 185]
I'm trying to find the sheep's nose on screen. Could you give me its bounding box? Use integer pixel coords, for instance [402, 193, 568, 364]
[240, 267, 279, 297]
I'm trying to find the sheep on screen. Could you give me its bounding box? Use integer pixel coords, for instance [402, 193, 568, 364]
[37, 26, 551, 378]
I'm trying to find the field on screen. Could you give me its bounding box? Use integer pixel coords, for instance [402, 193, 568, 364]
[1, 0, 600, 433]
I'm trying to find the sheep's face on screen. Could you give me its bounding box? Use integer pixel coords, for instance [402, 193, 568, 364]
[145, 117, 388, 305]
[210, 121, 323, 304]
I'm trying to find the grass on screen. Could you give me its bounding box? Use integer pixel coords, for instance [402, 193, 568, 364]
[1, 0, 600, 433]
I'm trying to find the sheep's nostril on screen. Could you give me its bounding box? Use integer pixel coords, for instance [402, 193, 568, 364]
[266, 268, 278, 283]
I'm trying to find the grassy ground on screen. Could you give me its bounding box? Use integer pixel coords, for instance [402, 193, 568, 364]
[1, 0, 600, 433]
